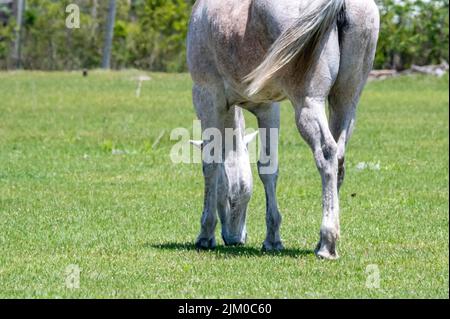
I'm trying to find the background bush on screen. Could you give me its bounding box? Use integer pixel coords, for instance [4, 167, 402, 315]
[377, 0, 449, 70]
[0, 0, 448, 71]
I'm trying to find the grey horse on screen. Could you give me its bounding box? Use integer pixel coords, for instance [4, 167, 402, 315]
[187, 0, 380, 259]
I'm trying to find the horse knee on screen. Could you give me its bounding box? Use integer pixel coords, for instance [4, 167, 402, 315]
[257, 161, 278, 183]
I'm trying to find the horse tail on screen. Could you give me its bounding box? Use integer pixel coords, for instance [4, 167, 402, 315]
[244, 0, 346, 97]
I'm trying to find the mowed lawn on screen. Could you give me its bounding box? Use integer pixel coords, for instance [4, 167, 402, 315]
[0, 70, 448, 298]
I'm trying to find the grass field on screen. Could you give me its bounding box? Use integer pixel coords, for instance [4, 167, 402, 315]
[0, 70, 448, 298]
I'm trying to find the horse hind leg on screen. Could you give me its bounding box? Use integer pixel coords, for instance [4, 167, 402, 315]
[287, 25, 342, 259]
[293, 95, 340, 260]
[329, 0, 380, 191]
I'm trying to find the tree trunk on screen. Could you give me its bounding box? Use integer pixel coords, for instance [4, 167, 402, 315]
[129, 0, 138, 22]
[91, 0, 98, 37]
[102, 0, 117, 69]
[13, 0, 25, 69]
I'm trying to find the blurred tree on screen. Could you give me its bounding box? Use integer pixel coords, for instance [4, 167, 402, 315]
[0, 1, 14, 69]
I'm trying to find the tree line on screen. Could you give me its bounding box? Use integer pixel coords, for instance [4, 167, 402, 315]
[0, 0, 448, 71]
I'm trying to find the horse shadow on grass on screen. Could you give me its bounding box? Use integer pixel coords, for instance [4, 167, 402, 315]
[146, 242, 314, 259]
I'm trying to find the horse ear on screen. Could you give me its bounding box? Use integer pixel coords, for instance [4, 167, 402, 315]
[190, 140, 203, 149]
[244, 131, 259, 146]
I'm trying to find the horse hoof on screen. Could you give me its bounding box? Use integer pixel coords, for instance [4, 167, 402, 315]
[315, 241, 339, 260]
[195, 238, 216, 251]
[262, 241, 285, 252]
[315, 249, 339, 260]
[315, 228, 339, 260]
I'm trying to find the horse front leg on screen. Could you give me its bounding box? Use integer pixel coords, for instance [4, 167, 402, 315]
[250, 103, 284, 252]
[193, 84, 227, 250]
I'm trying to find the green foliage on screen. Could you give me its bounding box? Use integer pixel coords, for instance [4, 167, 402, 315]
[375, 0, 449, 69]
[0, 0, 448, 71]
[135, 0, 190, 71]
[0, 19, 14, 68]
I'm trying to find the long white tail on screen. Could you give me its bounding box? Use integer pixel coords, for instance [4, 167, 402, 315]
[244, 0, 345, 96]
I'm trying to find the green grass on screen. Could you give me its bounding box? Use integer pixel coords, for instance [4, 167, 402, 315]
[0, 70, 448, 298]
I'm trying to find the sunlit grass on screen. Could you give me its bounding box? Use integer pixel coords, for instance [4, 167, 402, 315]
[0, 71, 448, 298]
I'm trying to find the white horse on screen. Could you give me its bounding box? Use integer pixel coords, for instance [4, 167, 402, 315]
[187, 0, 379, 259]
